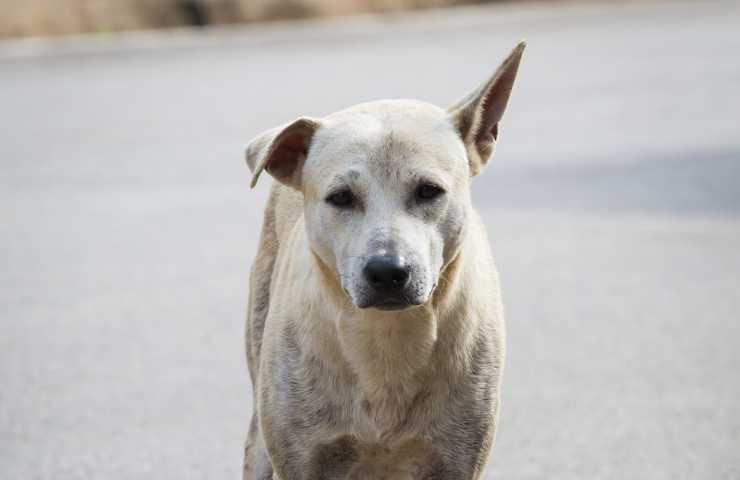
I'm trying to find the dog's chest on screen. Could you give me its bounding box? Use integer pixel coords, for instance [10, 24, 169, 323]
[307, 435, 443, 480]
[298, 371, 443, 476]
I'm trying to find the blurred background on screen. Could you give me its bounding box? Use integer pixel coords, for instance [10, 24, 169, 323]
[1, 0, 739, 479]
[0, 0, 664, 38]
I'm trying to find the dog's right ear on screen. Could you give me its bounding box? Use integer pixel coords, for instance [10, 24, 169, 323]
[245, 117, 321, 189]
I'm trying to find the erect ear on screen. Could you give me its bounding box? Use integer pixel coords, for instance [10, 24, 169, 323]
[448, 41, 526, 176]
[244, 117, 321, 189]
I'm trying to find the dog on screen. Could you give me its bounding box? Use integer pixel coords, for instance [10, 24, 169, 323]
[242, 41, 525, 480]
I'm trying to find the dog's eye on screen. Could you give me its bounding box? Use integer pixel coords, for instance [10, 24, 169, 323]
[326, 189, 354, 208]
[416, 183, 445, 201]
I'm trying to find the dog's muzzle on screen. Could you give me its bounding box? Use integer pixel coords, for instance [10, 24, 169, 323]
[359, 255, 419, 310]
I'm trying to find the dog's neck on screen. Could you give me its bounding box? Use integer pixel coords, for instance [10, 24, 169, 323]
[309, 242, 474, 436]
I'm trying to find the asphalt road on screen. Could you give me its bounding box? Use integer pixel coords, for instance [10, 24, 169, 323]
[1, 1, 739, 478]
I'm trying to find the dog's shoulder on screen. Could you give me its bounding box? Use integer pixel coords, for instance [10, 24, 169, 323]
[245, 180, 304, 379]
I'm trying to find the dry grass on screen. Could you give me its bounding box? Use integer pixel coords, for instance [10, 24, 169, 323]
[1, 0, 495, 38]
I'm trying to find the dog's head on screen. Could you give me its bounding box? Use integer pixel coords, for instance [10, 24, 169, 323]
[245, 42, 525, 311]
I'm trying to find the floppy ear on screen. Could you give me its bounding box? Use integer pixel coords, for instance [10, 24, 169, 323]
[244, 117, 321, 189]
[449, 41, 526, 176]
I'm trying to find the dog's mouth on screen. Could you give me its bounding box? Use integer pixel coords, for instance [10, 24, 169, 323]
[356, 294, 424, 311]
[370, 299, 412, 311]
[341, 276, 427, 311]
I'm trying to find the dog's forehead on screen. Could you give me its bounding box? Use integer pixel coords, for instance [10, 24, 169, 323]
[306, 100, 467, 182]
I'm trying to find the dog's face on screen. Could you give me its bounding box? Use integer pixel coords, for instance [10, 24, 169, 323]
[245, 42, 525, 311]
[302, 102, 470, 310]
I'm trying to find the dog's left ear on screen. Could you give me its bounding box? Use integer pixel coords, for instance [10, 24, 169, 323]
[245, 117, 321, 189]
[449, 41, 526, 176]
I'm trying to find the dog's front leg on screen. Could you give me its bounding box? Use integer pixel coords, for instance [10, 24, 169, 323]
[243, 415, 274, 480]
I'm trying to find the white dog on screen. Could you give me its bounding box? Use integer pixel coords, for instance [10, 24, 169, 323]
[242, 41, 525, 479]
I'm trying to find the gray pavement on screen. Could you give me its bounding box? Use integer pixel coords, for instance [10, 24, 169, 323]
[1, 1, 739, 478]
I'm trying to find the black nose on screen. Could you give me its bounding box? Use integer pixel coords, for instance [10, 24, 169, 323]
[363, 256, 410, 292]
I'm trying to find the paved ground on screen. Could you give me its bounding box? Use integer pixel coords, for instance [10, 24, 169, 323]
[1, 1, 739, 478]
